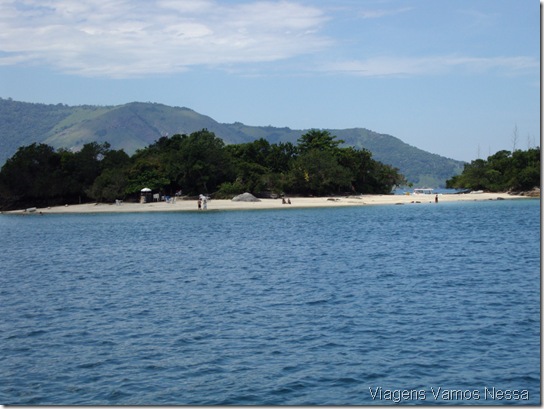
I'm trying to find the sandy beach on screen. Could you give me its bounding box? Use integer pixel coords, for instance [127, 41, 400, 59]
[5, 192, 535, 215]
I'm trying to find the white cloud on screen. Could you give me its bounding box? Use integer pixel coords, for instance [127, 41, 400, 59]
[322, 55, 539, 78]
[0, 1, 537, 81]
[358, 7, 412, 19]
[0, 0, 330, 77]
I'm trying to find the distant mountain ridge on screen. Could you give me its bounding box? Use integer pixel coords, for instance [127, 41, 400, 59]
[0, 98, 464, 187]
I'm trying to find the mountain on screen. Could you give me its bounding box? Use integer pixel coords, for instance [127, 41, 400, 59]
[0, 98, 464, 187]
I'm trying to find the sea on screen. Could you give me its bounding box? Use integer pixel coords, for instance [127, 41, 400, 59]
[0, 199, 540, 405]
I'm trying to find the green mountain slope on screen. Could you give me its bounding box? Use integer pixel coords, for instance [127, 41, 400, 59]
[332, 128, 464, 187]
[218, 125, 464, 186]
[0, 98, 74, 161]
[0, 98, 464, 187]
[44, 102, 251, 153]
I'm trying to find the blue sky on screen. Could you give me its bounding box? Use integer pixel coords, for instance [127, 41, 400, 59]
[0, 0, 539, 162]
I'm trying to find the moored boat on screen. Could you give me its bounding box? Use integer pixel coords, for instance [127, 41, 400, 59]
[413, 188, 434, 195]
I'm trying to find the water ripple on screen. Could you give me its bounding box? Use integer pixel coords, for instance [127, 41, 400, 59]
[0, 200, 539, 405]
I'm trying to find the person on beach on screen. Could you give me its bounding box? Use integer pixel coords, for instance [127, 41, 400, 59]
[203, 196, 208, 210]
[198, 197, 202, 210]
[435, 194, 438, 203]
[287, 198, 291, 204]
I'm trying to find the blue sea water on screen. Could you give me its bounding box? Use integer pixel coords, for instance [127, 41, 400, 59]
[0, 199, 540, 405]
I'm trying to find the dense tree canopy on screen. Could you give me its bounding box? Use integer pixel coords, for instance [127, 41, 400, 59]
[0, 141, 127, 209]
[0, 129, 407, 210]
[446, 147, 540, 192]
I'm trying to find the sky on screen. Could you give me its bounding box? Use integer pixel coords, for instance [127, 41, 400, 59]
[0, 0, 540, 162]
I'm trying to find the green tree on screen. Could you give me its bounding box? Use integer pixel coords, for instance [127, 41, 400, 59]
[125, 156, 170, 195]
[86, 169, 127, 202]
[86, 148, 130, 202]
[283, 130, 351, 195]
[174, 130, 232, 194]
[509, 148, 540, 191]
[268, 141, 296, 173]
[125, 130, 232, 196]
[337, 147, 373, 193]
[59, 142, 113, 202]
[222, 139, 295, 195]
[0, 143, 65, 209]
[446, 147, 540, 191]
[368, 161, 407, 194]
[297, 129, 344, 154]
[0, 127, 412, 209]
[447, 159, 487, 190]
[287, 149, 352, 196]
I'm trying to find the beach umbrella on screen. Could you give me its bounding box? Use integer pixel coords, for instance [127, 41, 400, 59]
[141, 187, 152, 192]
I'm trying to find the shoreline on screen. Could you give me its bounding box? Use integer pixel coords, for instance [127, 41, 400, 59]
[3, 192, 535, 215]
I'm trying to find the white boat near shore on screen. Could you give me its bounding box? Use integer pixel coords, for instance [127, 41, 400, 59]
[413, 188, 434, 195]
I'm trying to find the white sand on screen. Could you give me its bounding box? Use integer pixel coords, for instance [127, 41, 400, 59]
[5, 192, 533, 214]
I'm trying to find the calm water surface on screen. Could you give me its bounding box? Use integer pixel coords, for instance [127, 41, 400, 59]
[0, 199, 540, 405]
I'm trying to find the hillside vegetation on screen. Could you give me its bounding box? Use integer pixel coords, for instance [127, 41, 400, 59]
[446, 148, 540, 192]
[0, 97, 464, 187]
[0, 130, 406, 211]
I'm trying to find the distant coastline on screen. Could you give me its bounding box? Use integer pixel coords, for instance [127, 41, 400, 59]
[3, 193, 534, 215]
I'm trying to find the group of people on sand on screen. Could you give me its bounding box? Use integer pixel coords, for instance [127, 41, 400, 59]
[197, 194, 208, 210]
[281, 197, 292, 204]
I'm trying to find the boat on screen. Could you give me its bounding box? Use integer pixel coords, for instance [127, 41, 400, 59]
[413, 188, 434, 195]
